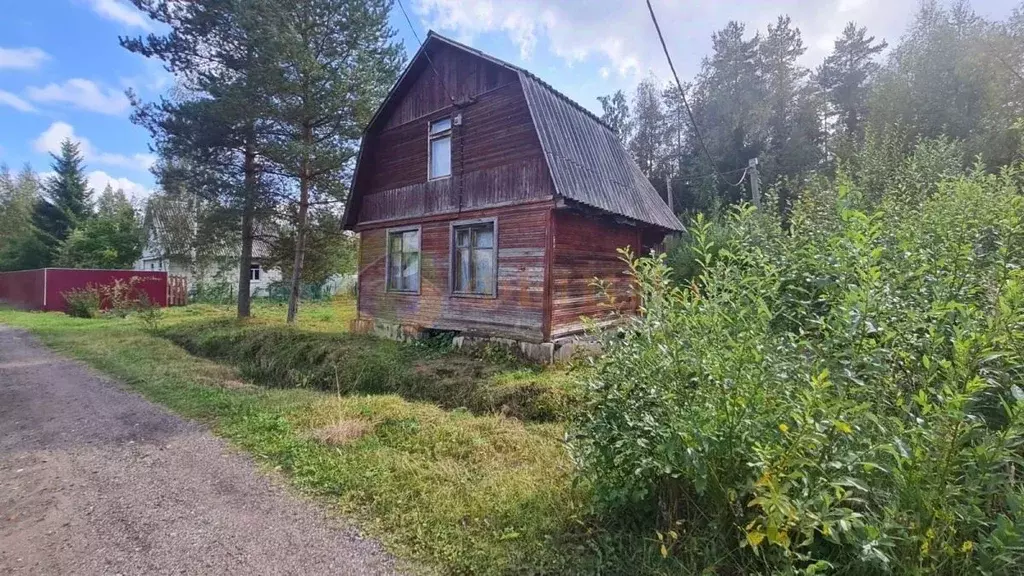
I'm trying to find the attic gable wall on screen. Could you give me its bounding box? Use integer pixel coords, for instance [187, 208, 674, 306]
[351, 44, 554, 226]
[381, 43, 518, 131]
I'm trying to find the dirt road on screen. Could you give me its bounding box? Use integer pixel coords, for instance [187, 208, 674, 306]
[0, 326, 400, 575]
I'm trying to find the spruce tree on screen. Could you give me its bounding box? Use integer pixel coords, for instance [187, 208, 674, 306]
[31, 139, 92, 266]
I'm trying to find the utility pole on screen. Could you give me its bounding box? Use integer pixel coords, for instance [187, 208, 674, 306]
[664, 173, 674, 214]
[748, 157, 761, 209]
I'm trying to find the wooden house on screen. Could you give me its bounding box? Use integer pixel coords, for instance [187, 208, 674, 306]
[344, 32, 683, 350]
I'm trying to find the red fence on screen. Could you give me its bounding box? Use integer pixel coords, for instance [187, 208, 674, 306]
[0, 269, 46, 310]
[0, 269, 168, 312]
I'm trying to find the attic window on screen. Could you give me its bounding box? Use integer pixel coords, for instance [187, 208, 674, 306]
[428, 118, 452, 179]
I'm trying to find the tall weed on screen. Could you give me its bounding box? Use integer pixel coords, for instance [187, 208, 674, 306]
[572, 165, 1024, 574]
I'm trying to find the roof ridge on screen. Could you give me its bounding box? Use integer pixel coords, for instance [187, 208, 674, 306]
[425, 31, 617, 134]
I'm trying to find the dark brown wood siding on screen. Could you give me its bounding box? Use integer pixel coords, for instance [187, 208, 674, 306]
[353, 48, 553, 225]
[549, 210, 642, 339]
[357, 202, 552, 342]
[382, 44, 519, 131]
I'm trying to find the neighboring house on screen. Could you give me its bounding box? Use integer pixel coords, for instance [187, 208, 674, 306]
[344, 32, 683, 346]
[135, 199, 282, 296]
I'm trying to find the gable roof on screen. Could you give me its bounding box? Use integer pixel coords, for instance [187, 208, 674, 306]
[142, 196, 277, 260]
[344, 31, 683, 232]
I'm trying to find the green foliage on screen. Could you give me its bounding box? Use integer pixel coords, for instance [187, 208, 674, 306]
[816, 22, 887, 143]
[0, 164, 46, 272]
[57, 186, 144, 269]
[159, 321, 568, 421]
[268, 211, 357, 284]
[32, 139, 92, 266]
[572, 165, 1024, 574]
[62, 286, 102, 319]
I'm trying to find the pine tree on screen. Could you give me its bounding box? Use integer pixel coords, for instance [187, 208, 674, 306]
[123, 0, 276, 318]
[760, 16, 823, 209]
[816, 22, 887, 144]
[31, 139, 92, 266]
[629, 77, 668, 178]
[689, 21, 765, 204]
[254, 0, 402, 323]
[597, 90, 632, 143]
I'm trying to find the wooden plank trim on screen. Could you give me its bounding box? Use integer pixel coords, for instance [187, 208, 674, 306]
[355, 197, 556, 231]
[542, 207, 554, 341]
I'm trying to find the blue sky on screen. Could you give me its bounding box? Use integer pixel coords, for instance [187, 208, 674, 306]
[1, 0, 1019, 201]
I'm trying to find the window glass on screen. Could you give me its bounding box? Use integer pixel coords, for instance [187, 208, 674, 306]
[430, 136, 451, 178]
[430, 118, 452, 134]
[452, 221, 496, 296]
[387, 228, 421, 292]
[250, 264, 261, 281]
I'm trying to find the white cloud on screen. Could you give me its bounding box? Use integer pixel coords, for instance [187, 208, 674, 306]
[26, 78, 130, 115]
[412, 0, 1017, 86]
[0, 90, 36, 113]
[32, 122, 154, 173]
[88, 0, 152, 30]
[0, 46, 50, 70]
[87, 170, 154, 200]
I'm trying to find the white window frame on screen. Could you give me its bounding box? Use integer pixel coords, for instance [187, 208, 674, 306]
[250, 264, 261, 282]
[385, 225, 422, 294]
[427, 118, 452, 180]
[449, 217, 498, 299]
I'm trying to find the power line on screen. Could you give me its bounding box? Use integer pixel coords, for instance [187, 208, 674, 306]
[668, 165, 748, 183]
[645, 0, 743, 189]
[395, 0, 455, 105]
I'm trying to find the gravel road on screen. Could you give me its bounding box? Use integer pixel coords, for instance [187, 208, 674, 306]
[0, 325, 401, 576]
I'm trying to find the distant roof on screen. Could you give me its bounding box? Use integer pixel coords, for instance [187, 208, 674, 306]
[143, 196, 277, 260]
[345, 31, 683, 232]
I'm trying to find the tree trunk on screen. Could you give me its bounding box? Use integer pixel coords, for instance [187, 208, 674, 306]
[237, 139, 257, 319]
[286, 125, 312, 324]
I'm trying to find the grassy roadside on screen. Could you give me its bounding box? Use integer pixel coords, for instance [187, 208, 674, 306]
[0, 302, 604, 574]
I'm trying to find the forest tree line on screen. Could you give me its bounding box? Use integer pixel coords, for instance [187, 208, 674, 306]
[0, 142, 144, 273]
[603, 0, 1024, 214]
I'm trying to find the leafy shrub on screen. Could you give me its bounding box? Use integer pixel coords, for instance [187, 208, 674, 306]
[159, 322, 568, 421]
[62, 285, 101, 318]
[100, 276, 156, 318]
[572, 165, 1024, 574]
[190, 280, 235, 304]
[135, 292, 162, 331]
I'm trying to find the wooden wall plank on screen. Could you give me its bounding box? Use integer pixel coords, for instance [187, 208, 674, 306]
[358, 202, 553, 342]
[549, 210, 641, 339]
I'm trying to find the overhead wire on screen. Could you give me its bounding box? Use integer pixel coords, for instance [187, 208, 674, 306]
[395, 0, 456, 105]
[645, 0, 748, 189]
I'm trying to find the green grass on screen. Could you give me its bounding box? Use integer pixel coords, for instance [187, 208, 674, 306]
[158, 318, 569, 421]
[0, 302, 646, 575]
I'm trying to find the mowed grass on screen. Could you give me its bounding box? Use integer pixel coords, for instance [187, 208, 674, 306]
[0, 302, 611, 575]
[160, 298, 358, 331]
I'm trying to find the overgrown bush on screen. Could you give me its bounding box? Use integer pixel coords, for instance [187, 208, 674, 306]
[100, 276, 156, 318]
[62, 285, 101, 318]
[572, 165, 1024, 574]
[160, 322, 568, 421]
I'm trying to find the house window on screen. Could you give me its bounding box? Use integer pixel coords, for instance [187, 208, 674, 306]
[387, 227, 421, 293]
[428, 118, 452, 179]
[250, 264, 261, 282]
[451, 220, 496, 297]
